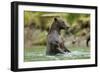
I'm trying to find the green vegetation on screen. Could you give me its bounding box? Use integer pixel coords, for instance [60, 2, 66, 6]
[24, 11, 90, 47]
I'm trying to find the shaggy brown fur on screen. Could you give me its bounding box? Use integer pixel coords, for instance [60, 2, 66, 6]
[46, 18, 71, 55]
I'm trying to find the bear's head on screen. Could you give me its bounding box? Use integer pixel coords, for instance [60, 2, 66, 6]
[54, 18, 70, 30]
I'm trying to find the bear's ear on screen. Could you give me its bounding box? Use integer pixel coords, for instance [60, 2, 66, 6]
[54, 18, 57, 21]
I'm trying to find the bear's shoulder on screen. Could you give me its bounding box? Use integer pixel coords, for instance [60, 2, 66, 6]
[48, 31, 59, 42]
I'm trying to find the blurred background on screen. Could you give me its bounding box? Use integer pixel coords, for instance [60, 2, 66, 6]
[24, 11, 90, 62]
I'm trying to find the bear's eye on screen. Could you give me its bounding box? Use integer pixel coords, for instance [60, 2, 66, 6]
[62, 21, 65, 24]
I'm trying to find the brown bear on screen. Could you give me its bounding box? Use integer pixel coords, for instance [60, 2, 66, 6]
[46, 18, 71, 55]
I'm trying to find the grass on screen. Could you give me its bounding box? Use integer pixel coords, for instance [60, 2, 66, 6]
[24, 46, 90, 62]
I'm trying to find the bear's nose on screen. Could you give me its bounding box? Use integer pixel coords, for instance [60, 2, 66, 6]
[65, 25, 70, 29]
[67, 26, 70, 28]
[64, 25, 70, 31]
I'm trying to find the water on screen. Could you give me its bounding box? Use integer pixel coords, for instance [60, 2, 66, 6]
[24, 46, 90, 62]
